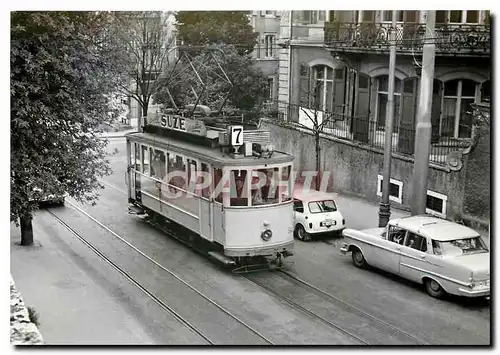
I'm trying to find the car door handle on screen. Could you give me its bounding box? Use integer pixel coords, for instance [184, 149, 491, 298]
[419, 255, 426, 259]
[395, 247, 401, 251]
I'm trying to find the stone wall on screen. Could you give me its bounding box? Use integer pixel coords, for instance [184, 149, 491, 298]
[462, 126, 491, 226]
[261, 118, 487, 225]
[10, 276, 43, 345]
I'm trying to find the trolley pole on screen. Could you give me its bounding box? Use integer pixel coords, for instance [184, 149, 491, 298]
[378, 11, 398, 228]
[411, 10, 436, 215]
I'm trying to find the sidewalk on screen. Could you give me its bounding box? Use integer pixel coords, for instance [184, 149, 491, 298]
[10, 216, 156, 344]
[98, 117, 138, 139]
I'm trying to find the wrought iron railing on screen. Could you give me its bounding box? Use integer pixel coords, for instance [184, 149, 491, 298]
[274, 109, 471, 166]
[324, 22, 490, 55]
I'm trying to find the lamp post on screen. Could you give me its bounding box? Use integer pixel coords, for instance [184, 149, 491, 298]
[378, 11, 398, 228]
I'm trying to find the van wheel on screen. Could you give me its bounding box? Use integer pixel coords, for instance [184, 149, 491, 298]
[424, 279, 446, 298]
[295, 225, 309, 242]
[352, 248, 367, 268]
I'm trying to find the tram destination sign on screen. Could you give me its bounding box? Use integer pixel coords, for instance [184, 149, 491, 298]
[152, 114, 207, 137]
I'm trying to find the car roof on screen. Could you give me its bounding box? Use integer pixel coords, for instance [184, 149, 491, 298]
[293, 189, 337, 203]
[390, 215, 480, 241]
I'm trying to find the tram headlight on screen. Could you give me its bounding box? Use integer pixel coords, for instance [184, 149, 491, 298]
[261, 229, 273, 241]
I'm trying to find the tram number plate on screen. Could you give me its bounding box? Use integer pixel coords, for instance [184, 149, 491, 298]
[231, 126, 244, 146]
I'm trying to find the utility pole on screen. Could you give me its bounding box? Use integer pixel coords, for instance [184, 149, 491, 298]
[287, 10, 293, 122]
[378, 11, 398, 227]
[411, 10, 436, 215]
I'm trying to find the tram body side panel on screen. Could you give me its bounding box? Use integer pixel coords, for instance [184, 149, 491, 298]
[223, 203, 294, 256]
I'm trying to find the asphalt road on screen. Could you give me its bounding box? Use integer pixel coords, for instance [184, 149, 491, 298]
[12, 137, 490, 345]
[100, 137, 492, 345]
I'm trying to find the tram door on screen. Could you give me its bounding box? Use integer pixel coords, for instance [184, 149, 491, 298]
[134, 143, 142, 203]
[128, 140, 135, 199]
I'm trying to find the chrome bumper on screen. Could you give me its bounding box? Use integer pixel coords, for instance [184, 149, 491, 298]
[340, 243, 349, 255]
[458, 287, 490, 298]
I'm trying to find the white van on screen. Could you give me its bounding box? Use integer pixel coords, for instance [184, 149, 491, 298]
[293, 190, 345, 241]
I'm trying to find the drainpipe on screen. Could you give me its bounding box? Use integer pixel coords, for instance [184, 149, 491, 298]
[287, 10, 293, 122]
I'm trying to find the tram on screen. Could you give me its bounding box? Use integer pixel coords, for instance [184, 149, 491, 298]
[125, 108, 295, 272]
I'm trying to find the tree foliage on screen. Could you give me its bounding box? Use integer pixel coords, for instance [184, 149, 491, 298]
[175, 11, 257, 55]
[11, 11, 127, 224]
[153, 45, 268, 116]
[113, 11, 176, 119]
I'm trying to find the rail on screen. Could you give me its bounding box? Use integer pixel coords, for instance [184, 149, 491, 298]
[324, 22, 490, 55]
[273, 111, 471, 166]
[47, 201, 275, 345]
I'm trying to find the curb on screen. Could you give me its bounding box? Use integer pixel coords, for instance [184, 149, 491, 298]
[10, 276, 44, 345]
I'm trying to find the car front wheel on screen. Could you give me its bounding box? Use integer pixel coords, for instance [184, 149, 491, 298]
[352, 248, 368, 268]
[424, 279, 446, 298]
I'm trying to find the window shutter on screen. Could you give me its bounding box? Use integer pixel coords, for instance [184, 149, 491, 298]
[353, 73, 371, 143]
[398, 78, 417, 154]
[333, 68, 346, 116]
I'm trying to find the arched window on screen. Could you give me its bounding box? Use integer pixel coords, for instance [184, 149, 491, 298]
[441, 79, 479, 138]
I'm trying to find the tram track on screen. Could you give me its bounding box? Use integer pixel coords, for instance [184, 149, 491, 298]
[46, 200, 274, 345]
[244, 270, 429, 345]
[98, 177, 430, 345]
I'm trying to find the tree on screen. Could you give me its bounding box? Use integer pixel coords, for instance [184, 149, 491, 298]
[175, 11, 257, 55]
[11, 11, 127, 245]
[113, 11, 176, 125]
[153, 45, 268, 118]
[292, 67, 341, 190]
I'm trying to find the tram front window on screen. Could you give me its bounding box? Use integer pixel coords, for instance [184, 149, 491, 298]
[251, 168, 279, 206]
[281, 165, 292, 202]
[230, 170, 248, 207]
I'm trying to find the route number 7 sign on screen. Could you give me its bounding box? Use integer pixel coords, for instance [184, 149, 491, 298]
[231, 126, 244, 146]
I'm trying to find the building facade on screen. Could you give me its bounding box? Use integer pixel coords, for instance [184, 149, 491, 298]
[249, 11, 282, 104]
[274, 10, 491, 226]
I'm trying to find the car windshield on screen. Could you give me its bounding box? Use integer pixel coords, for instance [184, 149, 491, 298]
[308, 200, 337, 213]
[432, 237, 488, 256]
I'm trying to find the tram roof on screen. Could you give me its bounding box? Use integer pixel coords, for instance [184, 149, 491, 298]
[125, 131, 294, 167]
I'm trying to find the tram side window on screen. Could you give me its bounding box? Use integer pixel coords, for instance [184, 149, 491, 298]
[187, 159, 197, 193]
[251, 168, 279, 206]
[230, 170, 248, 207]
[135, 143, 140, 171]
[150, 149, 166, 179]
[166, 153, 174, 175]
[281, 165, 292, 202]
[200, 163, 211, 198]
[213, 167, 223, 203]
[171, 155, 186, 190]
[141, 145, 149, 174]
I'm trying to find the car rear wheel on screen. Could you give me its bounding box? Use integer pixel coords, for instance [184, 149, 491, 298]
[295, 224, 309, 242]
[424, 279, 446, 298]
[352, 248, 367, 268]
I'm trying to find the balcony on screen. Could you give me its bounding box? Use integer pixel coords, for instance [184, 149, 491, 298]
[324, 22, 490, 56]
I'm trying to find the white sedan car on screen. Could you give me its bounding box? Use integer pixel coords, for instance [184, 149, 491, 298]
[340, 215, 490, 298]
[293, 190, 345, 241]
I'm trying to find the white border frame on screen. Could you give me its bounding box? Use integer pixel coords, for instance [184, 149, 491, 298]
[377, 174, 403, 204]
[425, 190, 448, 219]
